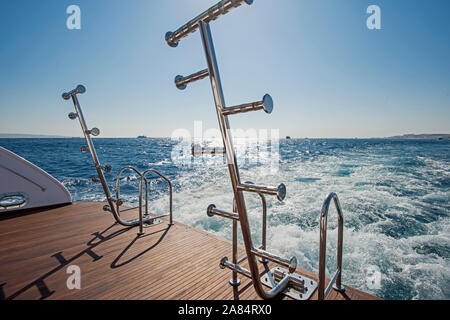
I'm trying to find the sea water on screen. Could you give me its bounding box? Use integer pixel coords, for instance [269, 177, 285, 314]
[1, 138, 449, 300]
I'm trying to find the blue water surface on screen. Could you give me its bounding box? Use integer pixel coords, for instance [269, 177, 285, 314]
[1, 138, 449, 300]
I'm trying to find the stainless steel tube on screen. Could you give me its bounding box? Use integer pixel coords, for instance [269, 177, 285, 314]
[230, 199, 240, 286]
[175, 69, 209, 90]
[192, 145, 225, 158]
[242, 181, 267, 250]
[318, 193, 345, 300]
[237, 183, 286, 202]
[165, 0, 253, 47]
[222, 94, 273, 116]
[62, 85, 86, 100]
[220, 257, 252, 279]
[261, 194, 267, 250]
[324, 269, 341, 298]
[66, 90, 128, 227]
[115, 166, 149, 234]
[207, 204, 240, 221]
[142, 169, 174, 225]
[251, 248, 297, 274]
[64, 86, 148, 228]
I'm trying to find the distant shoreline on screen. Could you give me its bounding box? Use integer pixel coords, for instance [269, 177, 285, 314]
[385, 134, 450, 140]
[1, 133, 449, 140]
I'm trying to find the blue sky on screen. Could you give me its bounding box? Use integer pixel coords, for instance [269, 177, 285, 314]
[0, 0, 449, 138]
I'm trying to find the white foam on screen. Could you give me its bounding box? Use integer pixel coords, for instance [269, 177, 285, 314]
[147, 146, 450, 299]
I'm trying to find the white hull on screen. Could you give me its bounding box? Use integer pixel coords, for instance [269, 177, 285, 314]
[0, 146, 72, 212]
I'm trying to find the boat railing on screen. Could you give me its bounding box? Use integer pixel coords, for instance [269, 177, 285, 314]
[318, 193, 345, 300]
[62, 86, 173, 234]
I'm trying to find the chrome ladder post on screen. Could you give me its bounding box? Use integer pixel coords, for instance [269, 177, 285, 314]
[318, 193, 345, 300]
[230, 199, 241, 287]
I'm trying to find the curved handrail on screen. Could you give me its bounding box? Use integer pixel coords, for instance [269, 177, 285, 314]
[115, 166, 149, 235]
[318, 193, 345, 300]
[141, 169, 174, 225]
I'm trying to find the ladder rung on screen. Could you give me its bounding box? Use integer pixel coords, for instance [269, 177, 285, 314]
[165, 0, 254, 48]
[237, 183, 286, 201]
[207, 204, 239, 220]
[251, 248, 297, 273]
[220, 257, 252, 279]
[175, 69, 209, 90]
[222, 94, 273, 116]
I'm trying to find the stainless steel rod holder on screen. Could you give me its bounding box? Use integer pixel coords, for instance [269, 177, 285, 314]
[207, 204, 240, 221]
[165, 0, 253, 47]
[169, 10, 301, 298]
[175, 69, 209, 90]
[63, 85, 122, 226]
[222, 94, 273, 116]
[199, 20, 290, 300]
[192, 145, 226, 158]
[237, 183, 286, 202]
[318, 193, 345, 300]
[63, 85, 174, 231]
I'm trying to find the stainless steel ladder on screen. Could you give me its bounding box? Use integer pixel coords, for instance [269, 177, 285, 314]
[62, 85, 173, 235]
[165, 0, 345, 300]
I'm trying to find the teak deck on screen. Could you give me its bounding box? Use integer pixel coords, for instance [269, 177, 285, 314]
[0, 202, 379, 300]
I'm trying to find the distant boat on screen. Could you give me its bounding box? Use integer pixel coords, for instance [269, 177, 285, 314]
[286, 136, 292, 140]
[137, 135, 147, 139]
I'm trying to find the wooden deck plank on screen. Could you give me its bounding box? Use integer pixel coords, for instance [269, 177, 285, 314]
[0, 202, 379, 300]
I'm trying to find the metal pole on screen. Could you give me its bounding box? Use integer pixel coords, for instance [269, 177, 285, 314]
[230, 199, 240, 286]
